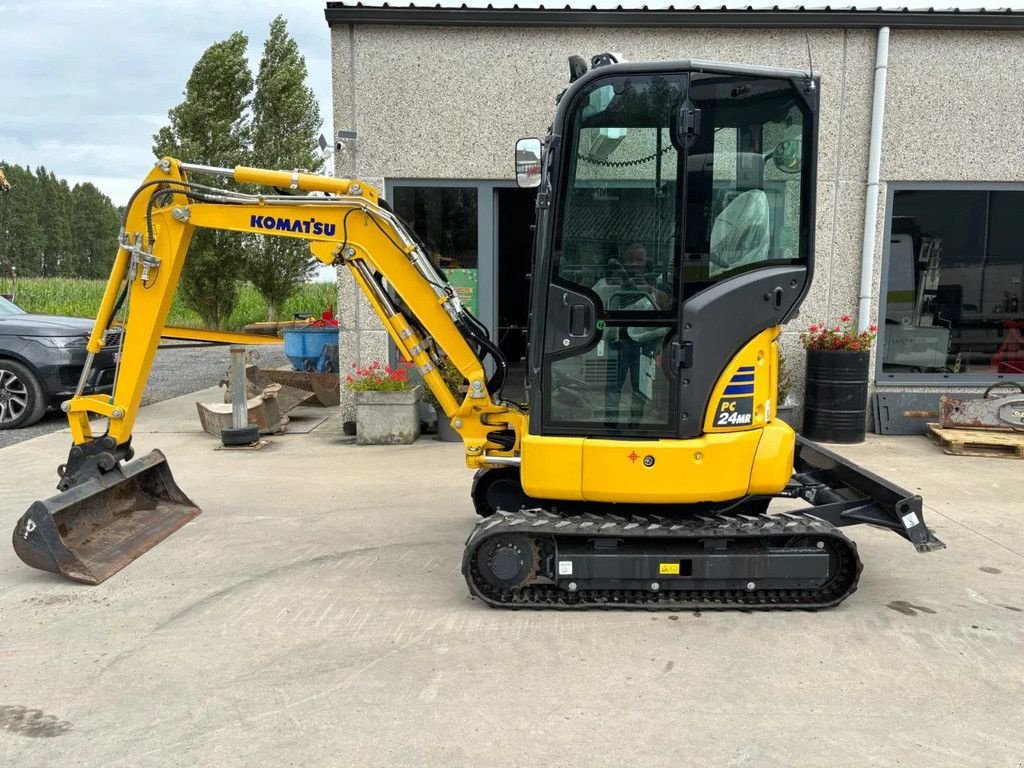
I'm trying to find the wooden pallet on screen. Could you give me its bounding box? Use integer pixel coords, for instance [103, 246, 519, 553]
[926, 423, 1024, 459]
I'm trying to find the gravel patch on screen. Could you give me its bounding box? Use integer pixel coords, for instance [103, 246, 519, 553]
[0, 342, 289, 450]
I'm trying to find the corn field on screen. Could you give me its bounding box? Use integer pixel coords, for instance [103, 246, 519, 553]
[13, 278, 338, 331]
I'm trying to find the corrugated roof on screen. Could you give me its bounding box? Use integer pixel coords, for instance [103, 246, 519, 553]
[324, 1, 1024, 28]
[327, 1, 1023, 11]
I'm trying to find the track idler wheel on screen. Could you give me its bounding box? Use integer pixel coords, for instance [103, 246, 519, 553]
[474, 533, 537, 590]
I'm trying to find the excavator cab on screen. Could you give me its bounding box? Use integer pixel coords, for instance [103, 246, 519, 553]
[526, 61, 815, 442]
[509, 60, 822, 506]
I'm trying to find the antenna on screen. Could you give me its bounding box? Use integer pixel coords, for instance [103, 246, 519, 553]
[804, 33, 817, 92]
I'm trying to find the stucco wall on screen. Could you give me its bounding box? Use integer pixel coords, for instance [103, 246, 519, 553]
[329, 22, 1024, 425]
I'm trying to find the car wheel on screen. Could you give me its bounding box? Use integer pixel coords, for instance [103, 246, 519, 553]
[0, 360, 48, 429]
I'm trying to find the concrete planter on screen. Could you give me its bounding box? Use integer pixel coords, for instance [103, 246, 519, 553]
[354, 386, 421, 445]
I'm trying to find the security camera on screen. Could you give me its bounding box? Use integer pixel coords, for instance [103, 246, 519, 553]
[336, 141, 345, 151]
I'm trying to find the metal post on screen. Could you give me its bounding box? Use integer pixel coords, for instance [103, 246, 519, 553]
[230, 346, 247, 430]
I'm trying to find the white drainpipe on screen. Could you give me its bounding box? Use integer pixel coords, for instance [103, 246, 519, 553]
[858, 26, 890, 332]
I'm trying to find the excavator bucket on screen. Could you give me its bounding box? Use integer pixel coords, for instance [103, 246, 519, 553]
[12, 450, 200, 585]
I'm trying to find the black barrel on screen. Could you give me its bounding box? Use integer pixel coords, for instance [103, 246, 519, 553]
[802, 350, 870, 443]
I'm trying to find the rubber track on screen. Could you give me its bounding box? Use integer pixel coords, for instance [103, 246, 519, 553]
[462, 509, 863, 610]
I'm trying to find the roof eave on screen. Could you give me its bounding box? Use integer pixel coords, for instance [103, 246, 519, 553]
[323, 7, 1024, 30]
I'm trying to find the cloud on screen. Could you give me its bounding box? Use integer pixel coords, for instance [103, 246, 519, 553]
[1, 0, 333, 205]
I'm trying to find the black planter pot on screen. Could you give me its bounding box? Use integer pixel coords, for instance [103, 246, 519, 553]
[802, 349, 870, 444]
[434, 405, 462, 442]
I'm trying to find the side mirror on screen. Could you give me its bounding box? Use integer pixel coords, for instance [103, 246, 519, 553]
[515, 138, 542, 188]
[770, 138, 802, 174]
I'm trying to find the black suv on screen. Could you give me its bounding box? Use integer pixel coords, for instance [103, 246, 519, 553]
[0, 296, 118, 429]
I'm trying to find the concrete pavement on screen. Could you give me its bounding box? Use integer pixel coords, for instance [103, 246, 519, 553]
[0, 389, 1021, 767]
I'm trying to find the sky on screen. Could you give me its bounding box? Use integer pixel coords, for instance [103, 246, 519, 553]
[0, 0, 335, 206]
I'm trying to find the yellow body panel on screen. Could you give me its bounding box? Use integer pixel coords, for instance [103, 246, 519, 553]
[521, 326, 795, 504]
[519, 434, 584, 499]
[749, 420, 796, 494]
[521, 430, 767, 503]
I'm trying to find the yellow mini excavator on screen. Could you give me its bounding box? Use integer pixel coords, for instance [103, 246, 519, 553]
[13, 57, 943, 608]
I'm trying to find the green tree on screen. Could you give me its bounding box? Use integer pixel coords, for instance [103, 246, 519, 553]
[38, 168, 74, 277]
[0, 163, 45, 277]
[153, 32, 253, 328]
[70, 183, 120, 278]
[248, 15, 323, 320]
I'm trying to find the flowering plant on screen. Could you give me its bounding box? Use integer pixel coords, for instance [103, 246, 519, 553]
[800, 315, 878, 352]
[345, 360, 414, 392]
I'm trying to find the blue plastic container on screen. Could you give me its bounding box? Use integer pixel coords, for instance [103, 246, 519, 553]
[283, 327, 339, 373]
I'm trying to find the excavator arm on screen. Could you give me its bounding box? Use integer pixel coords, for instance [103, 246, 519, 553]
[13, 157, 522, 583]
[69, 158, 522, 469]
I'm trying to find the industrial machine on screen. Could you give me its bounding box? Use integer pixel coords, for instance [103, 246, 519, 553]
[13, 57, 943, 608]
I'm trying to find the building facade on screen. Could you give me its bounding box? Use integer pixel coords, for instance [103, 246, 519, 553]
[325, 2, 1024, 429]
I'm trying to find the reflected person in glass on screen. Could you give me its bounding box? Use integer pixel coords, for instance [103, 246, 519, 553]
[592, 244, 669, 426]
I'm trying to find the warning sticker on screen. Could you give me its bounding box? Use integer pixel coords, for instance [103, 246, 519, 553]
[659, 563, 680, 575]
[558, 560, 573, 576]
[901, 512, 920, 529]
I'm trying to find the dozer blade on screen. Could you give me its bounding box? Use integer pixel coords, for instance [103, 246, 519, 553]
[12, 450, 200, 584]
[792, 436, 945, 553]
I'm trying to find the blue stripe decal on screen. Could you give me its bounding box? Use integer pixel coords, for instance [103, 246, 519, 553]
[730, 374, 755, 383]
[723, 384, 755, 395]
[738, 366, 755, 372]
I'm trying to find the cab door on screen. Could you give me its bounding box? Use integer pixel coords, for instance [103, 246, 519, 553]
[537, 72, 687, 439]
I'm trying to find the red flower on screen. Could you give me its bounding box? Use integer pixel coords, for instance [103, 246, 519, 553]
[800, 313, 877, 352]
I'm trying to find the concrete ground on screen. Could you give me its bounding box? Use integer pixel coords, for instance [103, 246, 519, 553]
[0, 390, 1021, 768]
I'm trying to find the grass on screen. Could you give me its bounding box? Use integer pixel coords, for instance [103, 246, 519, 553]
[13, 277, 338, 331]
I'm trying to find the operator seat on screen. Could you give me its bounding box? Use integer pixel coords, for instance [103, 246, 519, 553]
[709, 189, 770, 278]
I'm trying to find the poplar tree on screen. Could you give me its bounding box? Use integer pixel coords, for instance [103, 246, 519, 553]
[38, 168, 74, 277]
[0, 163, 45, 277]
[248, 15, 323, 320]
[0, 163, 122, 280]
[70, 183, 120, 278]
[153, 32, 253, 328]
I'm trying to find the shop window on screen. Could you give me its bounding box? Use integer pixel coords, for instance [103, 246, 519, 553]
[392, 186, 479, 314]
[881, 189, 1024, 379]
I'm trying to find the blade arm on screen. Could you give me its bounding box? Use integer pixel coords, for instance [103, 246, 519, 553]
[791, 436, 945, 553]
